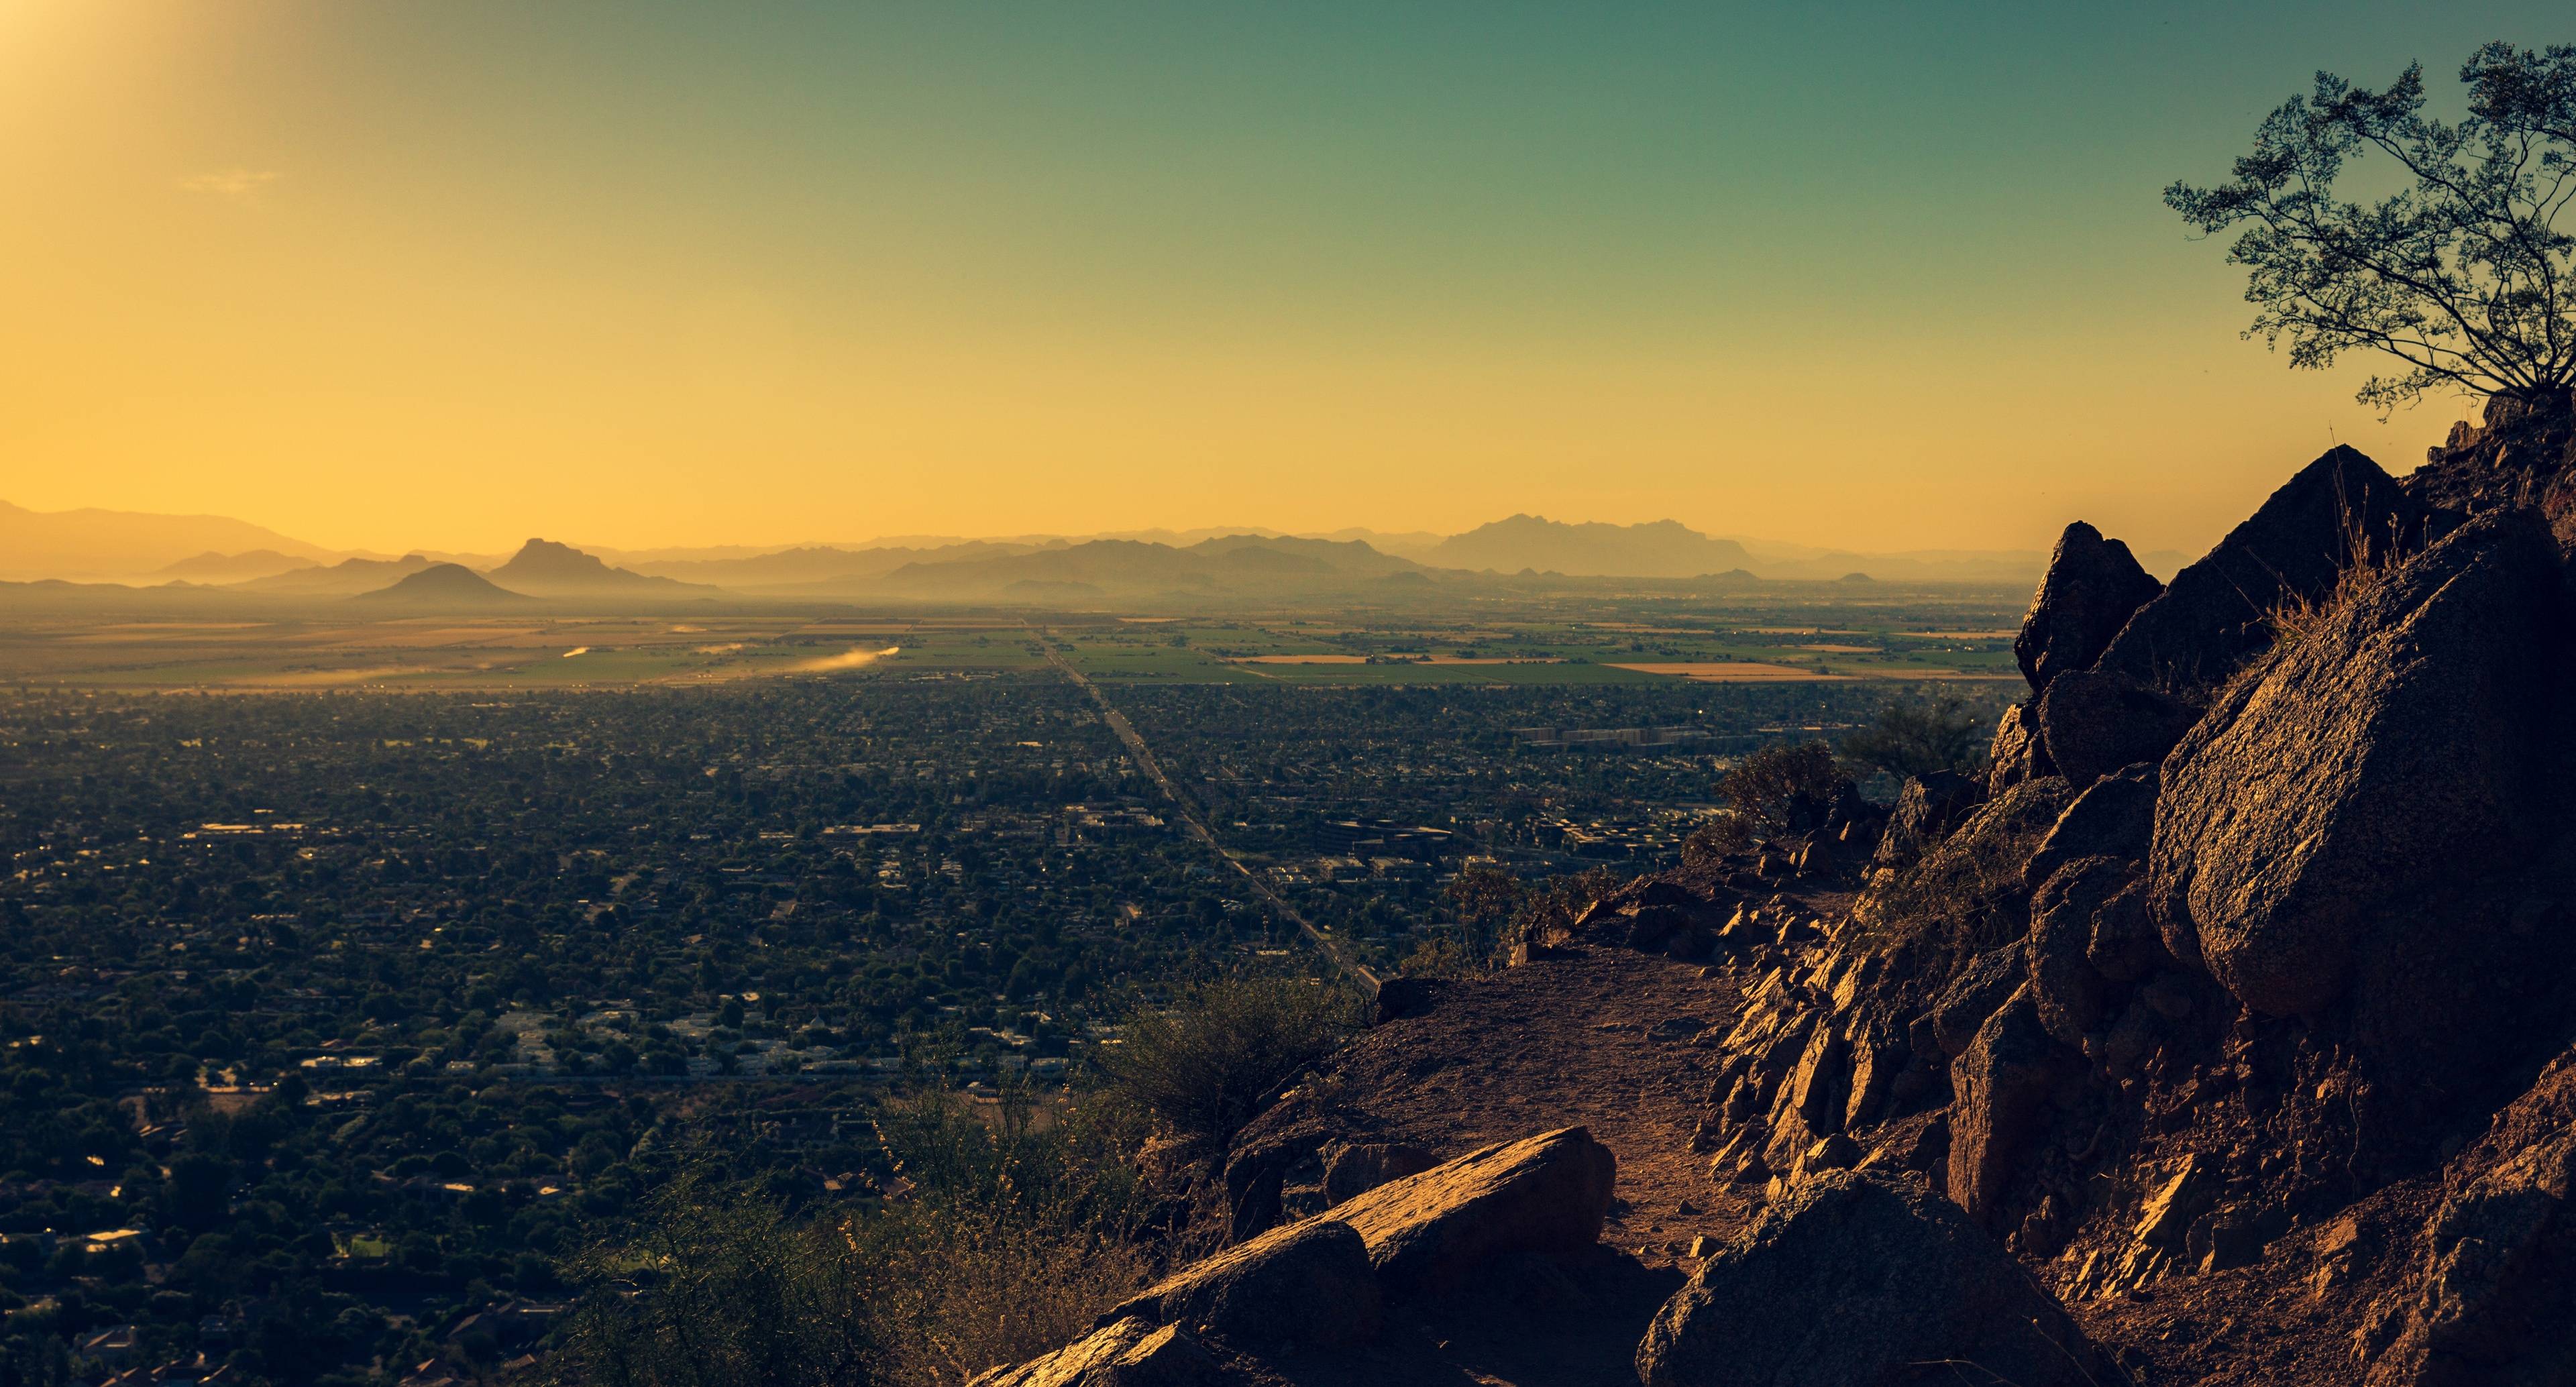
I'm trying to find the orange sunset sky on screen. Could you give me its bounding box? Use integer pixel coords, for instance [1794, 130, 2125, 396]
[3, 1, 2557, 556]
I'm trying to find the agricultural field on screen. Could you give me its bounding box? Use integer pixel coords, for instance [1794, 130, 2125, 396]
[0, 581, 2030, 690]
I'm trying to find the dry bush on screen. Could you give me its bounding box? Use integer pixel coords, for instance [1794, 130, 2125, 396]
[552, 1091, 1159, 1387]
[1719, 741, 1854, 836]
[1104, 977, 1360, 1152]
[1839, 691, 1992, 781]
[1681, 811, 1752, 865]
[1852, 780, 2074, 962]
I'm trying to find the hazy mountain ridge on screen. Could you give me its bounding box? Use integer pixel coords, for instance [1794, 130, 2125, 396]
[1426, 515, 1758, 577]
[0, 500, 343, 581]
[0, 497, 2069, 596]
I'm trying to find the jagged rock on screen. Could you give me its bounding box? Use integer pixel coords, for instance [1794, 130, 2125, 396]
[2015, 520, 2165, 691]
[2096, 445, 2422, 691]
[2134, 1152, 2213, 1248]
[1784, 1024, 1849, 1136]
[1098, 1219, 1380, 1349]
[2150, 510, 2561, 1021]
[2035, 668, 2198, 787]
[1322, 1142, 1435, 1204]
[1926, 942, 2025, 1060]
[2027, 858, 2125, 1046]
[1328, 1126, 1615, 1302]
[1842, 1028, 1896, 1129]
[2023, 761, 2157, 889]
[1635, 1170, 2106, 1387]
[970, 1318, 1220, 1387]
[1871, 771, 1985, 872]
[1985, 700, 2053, 793]
[1947, 986, 2065, 1226]
[2408, 386, 2576, 541]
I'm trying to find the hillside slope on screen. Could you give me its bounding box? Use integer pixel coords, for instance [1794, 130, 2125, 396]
[983, 400, 2576, 1387]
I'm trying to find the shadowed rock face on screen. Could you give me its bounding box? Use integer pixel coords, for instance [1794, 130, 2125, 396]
[2023, 761, 2157, 889]
[2036, 668, 2198, 787]
[1635, 1169, 2105, 1387]
[2150, 510, 2563, 1021]
[2015, 520, 2163, 691]
[2097, 445, 2420, 693]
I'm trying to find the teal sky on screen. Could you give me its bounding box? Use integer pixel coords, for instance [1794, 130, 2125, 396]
[3, 2, 2566, 553]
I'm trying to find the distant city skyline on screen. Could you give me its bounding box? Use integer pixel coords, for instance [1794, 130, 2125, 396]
[2, 2, 2559, 555]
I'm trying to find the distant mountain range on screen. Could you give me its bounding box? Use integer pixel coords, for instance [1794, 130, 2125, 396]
[1421, 515, 1756, 577]
[0, 498, 2104, 606]
[0, 500, 339, 581]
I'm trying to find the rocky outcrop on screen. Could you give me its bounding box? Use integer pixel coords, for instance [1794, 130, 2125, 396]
[1330, 1125, 1616, 1301]
[2015, 520, 2163, 690]
[2150, 510, 2561, 1020]
[1635, 1170, 2105, 1387]
[2096, 445, 2419, 692]
[1097, 1219, 1380, 1349]
[2035, 667, 2198, 787]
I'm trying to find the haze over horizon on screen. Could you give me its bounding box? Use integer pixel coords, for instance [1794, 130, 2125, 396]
[3, 1, 2561, 556]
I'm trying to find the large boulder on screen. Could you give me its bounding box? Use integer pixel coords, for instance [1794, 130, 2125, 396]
[2035, 668, 2198, 787]
[1097, 1219, 1380, 1349]
[1329, 1126, 1615, 1302]
[2149, 510, 2562, 1021]
[2014, 520, 2163, 690]
[2097, 445, 2420, 691]
[1635, 1170, 2106, 1387]
[1947, 986, 2065, 1226]
[2023, 761, 2157, 889]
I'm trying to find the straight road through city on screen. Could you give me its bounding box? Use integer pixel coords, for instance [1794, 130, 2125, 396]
[1032, 630, 1382, 993]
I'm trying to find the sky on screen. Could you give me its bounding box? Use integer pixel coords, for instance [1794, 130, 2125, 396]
[1, 1, 2566, 557]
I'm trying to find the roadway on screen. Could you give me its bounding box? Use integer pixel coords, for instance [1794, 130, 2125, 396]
[1031, 632, 1382, 993]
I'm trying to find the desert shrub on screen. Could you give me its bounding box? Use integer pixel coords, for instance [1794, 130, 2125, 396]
[1104, 977, 1358, 1151]
[547, 1173, 879, 1387]
[1510, 865, 1624, 950]
[1853, 778, 2076, 960]
[1399, 863, 1527, 975]
[858, 1093, 1155, 1384]
[1718, 740, 1854, 836]
[1839, 691, 1989, 781]
[1680, 811, 1753, 865]
[551, 1090, 1155, 1387]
